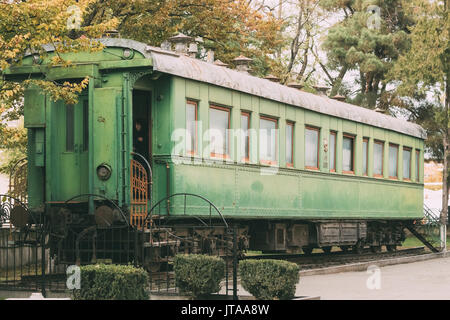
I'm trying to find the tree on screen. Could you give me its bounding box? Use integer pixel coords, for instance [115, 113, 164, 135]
[82, 0, 284, 76]
[389, 0, 449, 225]
[319, 0, 413, 107]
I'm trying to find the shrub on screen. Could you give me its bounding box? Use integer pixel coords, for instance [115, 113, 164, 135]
[73, 264, 149, 300]
[174, 254, 225, 298]
[239, 259, 299, 300]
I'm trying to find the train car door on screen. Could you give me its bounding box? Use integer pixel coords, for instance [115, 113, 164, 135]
[54, 95, 89, 201]
[132, 90, 152, 163]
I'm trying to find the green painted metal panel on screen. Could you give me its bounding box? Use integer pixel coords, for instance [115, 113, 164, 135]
[241, 94, 252, 111]
[24, 89, 46, 128]
[186, 80, 200, 100]
[209, 85, 232, 106]
[50, 96, 89, 201]
[92, 87, 120, 199]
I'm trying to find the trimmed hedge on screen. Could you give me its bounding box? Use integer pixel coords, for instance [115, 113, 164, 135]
[73, 264, 149, 300]
[174, 254, 225, 298]
[239, 259, 299, 300]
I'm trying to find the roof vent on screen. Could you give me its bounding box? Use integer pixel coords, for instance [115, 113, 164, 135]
[313, 85, 329, 97]
[104, 30, 120, 38]
[214, 59, 229, 67]
[287, 82, 304, 90]
[374, 107, 386, 114]
[168, 33, 193, 55]
[160, 40, 171, 51]
[188, 42, 198, 58]
[264, 74, 280, 83]
[206, 50, 215, 63]
[331, 94, 346, 102]
[233, 55, 253, 74]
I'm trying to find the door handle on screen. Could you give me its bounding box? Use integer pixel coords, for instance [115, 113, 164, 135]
[74, 144, 79, 165]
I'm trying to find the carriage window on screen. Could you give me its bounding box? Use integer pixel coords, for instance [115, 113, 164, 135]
[374, 141, 384, 177]
[329, 131, 336, 172]
[403, 147, 412, 180]
[343, 135, 354, 173]
[209, 106, 230, 158]
[66, 104, 74, 152]
[241, 112, 250, 161]
[259, 117, 277, 164]
[389, 144, 398, 178]
[305, 126, 319, 169]
[286, 122, 294, 167]
[83, 100, 89, 152]
[186, 101, 197, 155]
[362, 138, 369, 175]
[416, 150, 420, 181]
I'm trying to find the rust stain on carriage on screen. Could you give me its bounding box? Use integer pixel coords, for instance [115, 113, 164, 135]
[130, 159, 148, 229]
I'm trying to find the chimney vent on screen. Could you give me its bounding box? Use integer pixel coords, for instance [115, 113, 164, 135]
[160, 40, 171, 51]
[188, 42, 198, 58]
[287, 82, 304, 90]
[233, 55, 253, 74]
[104, 29, 120, 38]
[331, 94, 346, 102]
[374, 107, 386, 114]
[168, 33, 193, 55]
[214, 59, 229, 67]
[264, 74, 280, 83]
[313, 85, 329, 97]
[206, 50, 215, 63]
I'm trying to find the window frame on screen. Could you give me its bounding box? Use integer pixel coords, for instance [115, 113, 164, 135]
[362, 137, 369, 176]
[342, 133, 355, 174]
[286, 121, 294, 168]
[259, 115, 278, 166]
[373, 140, 384, 178]
[209, 104, 231, 159]
[241, 111, 251, 163]
[305, 126, 320, 170]
[388, 143, 399, 179]
[403, 146, 412, 181]
[186, 100, 198, 156]
[329, 131, 337, 172]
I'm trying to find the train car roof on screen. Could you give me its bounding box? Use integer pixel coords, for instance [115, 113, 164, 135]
[36, 38, 427, 139]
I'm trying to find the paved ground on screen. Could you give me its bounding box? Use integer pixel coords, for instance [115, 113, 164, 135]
[294, 256, 450, 300]
[230, 256, 450, 300]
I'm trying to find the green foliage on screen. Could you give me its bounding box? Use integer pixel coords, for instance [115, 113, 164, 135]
[321, 0, 412, 108]
[73, 264, 149, 300]
[83, 0, 284, 76]
[239, 259, 299, 300]
[174, 254, 225, 298]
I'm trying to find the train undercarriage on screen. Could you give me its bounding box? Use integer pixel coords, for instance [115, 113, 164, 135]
[44, 203, 411, 271]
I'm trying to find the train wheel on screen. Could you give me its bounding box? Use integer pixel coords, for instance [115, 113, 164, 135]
[370, 245, 382, 253]
[386, 245, 397, 252]
[302, 246, 313, 255]
[322, 246, 332, 254]
[352, 242, 364, 254]
[340, 245, 350, 252]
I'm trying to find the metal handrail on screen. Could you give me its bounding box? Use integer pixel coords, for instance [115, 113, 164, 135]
[143, 193, 228, 229]
[63, 193, 130, 227]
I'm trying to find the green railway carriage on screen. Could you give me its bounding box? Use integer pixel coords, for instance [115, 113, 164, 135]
[5, 38, 426, 260]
